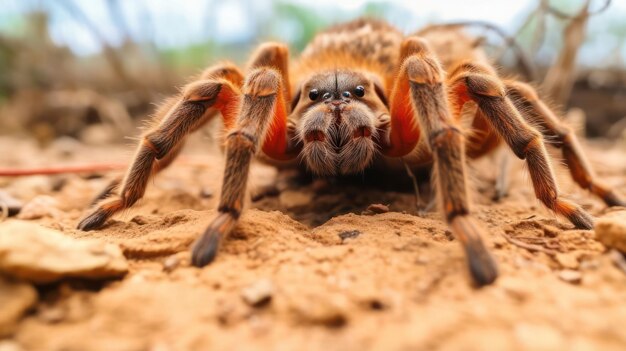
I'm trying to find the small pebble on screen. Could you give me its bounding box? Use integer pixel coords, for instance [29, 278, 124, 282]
[542, 225, 561, 238]
[555, 253, 579, 269]
[241, 279, 273, 307]
[199, 188, 214, 199]
[0, 191, 22, 217]
[595, 211, 626, 253]
[16, 195, 60, 220]
[338, 230, 361, 241]
[365, 203, 389, 214]
[558, 269, 582, 284]
[162, 255, 180, 273]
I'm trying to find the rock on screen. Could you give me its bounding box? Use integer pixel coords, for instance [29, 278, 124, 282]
[198, 187, 214, 199]
[16, 195, 61, 220]
[362, 203, 389, 215]
[0, 277, 37, 337]
[279, 190, 313, 210]
[241, 279, 273, 307]
[338, 230, 361, 242]
[162, 255, 180, 273]
[555, 253, 579, 269]
[595, 211, 626, 253]
[542, 225, 561, 238]
[0, 191, 22, 217]
[558, 269, 582, 284]
[0, 220, 128, 283]
[0, 340, 24, 351]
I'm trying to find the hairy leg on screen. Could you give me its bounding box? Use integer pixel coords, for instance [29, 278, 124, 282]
[78, 63, 244, 230]
[384, 37, 498, 286]
[449, 70, 594, 229]
[192, 43, 298, 266]
[506, 81, 625, 207]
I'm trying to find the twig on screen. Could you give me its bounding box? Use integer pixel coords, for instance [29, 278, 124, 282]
[402, 159, 423, 211]
[420, 21, 536, 81]
[56, 0, 138, 89]
[542, 0, 594, 104]
[547, 0, 611, 19]
[501, 232, 558, 255]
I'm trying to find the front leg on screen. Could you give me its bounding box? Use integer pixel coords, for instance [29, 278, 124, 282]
[384, 38, 498, 286]
[77, 67, 243, 231]
[192, 44, 297, 266]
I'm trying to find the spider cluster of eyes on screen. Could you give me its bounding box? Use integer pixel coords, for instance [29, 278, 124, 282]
[307, 84, 366, 101]
[296, 84, 380, 177]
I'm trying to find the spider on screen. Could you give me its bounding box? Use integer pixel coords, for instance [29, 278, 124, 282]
[78, 18, 625, 286]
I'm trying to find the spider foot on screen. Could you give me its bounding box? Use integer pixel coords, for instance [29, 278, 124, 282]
[450, 216, 498, 287]
[77, 213, 108, 231]
[191, 228, 221, 267]
[77, 201, 121, 231]
[557, 201, 594, 230]
[191, 212, 237, 267]
[464, 242, 498, 287]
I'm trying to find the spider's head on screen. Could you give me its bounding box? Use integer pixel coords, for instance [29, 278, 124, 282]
[290, 70, 388, 176]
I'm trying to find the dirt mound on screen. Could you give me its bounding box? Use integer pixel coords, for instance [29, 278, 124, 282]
[1, 136, 626, 350]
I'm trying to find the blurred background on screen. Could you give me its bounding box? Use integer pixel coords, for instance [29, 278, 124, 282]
[0, 0, 625, 147]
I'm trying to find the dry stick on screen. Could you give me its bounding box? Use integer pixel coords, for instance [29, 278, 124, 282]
[543, 1, 591, 104]
[420, 21, 536, 82]
[56, 0, 137, 89]
[547, 0, 611, 19]
[402, 159, 423, 212]
[542, 0, 612, 104]
[501, 232, 559, 256]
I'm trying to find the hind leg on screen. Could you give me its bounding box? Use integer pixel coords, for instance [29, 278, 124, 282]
[506, 81, 625, 207]
[448, 67, 594, 229]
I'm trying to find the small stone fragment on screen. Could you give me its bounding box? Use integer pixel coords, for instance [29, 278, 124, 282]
[241, 279, 273, 307]
[131, 215, 150, 225]
[555, 253, 579, 269]
[199, 187, 214, 199]
[595, 212, 626, 253]
[162, 255, 180, 273]
[0, 340, 24, 351]
[558, 269, 582, 284]
[542, 225, 561, 238]
[362, 203, 389, 215]
[0, 220, 128, 283]
[0, 191, 22, 217]
[338, 230, 361, 241]
[16, 195, 61, 220]
[0, 277, 37, 337]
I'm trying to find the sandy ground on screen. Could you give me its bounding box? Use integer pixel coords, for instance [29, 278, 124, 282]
[1, 134, 626, 351]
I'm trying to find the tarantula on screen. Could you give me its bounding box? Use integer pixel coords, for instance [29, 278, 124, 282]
[78, 19, 625, 286]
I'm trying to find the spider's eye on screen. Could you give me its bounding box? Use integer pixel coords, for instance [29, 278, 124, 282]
[322, 92, 333, 100]
[354, 85, 365, 98]
[308, 89, 319, 101]
[342, 91, 351, 98]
